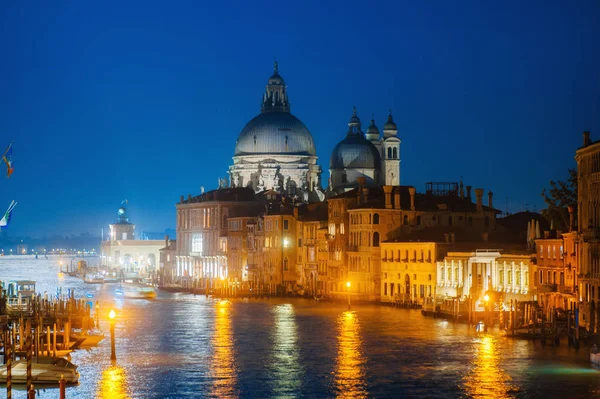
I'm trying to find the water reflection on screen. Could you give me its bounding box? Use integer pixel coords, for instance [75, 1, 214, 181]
[209, 301, 237, 398]
[334, 311, 367, 399]
[463, 335, 519, 398]
[271, 304, 302, 396]
[97, 363, 130, 399]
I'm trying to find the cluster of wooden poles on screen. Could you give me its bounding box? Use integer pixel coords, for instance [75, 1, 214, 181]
[2, 293, 98, 399]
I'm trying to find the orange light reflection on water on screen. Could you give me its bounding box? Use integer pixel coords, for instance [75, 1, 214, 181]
[335, 311, 367, 399]
[209, 301, 236, 398]
[463, 335, 519, 398]
[97, 364, 130, 399]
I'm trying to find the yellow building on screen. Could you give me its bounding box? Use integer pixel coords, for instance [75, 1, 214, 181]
[380, 241, 447, 304]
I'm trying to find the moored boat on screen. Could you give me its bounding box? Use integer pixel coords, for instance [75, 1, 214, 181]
[83, 273, 104, 284]
[0, 356, 79, 384]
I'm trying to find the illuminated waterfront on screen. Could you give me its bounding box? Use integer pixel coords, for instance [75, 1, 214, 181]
[2, 256, 600, 398]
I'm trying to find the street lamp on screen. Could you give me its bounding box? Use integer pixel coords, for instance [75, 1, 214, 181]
[346, 281, 351, 310]
[109, 309, 116, 361]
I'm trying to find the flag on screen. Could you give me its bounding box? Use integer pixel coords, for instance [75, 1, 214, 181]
[0, 200, 17, 229]
[2, 142, 14, 178]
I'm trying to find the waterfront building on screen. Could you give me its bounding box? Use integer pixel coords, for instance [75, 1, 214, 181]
[436, 250, 534, 311]
[534, 226, 578, 311]
[344, 181, 499, 301]
[576, 130, 600, 332]
[159, 236, 176, 284]
[380, 241, 448, 304]
[175, 187, 262, 289]
[100, 203, 163, 276]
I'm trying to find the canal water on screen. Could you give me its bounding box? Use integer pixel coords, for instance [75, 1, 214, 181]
[2, 256, 600, 398]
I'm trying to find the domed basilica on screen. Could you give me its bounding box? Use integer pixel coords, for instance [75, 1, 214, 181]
[228, 63, 401, 201]
[229, 62, 325, 202]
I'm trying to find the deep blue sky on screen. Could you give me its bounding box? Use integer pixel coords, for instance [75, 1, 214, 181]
[1, 0, 598, 238]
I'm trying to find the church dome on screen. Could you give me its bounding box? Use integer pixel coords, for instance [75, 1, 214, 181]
[330, 132, 381, 170]
[234, 112, 316, 156]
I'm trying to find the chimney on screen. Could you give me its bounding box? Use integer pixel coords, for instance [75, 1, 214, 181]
[444, 233, 450, 243]
[544, 230, 550, 238]
[459, 181, 465, 199]
[165, 235, 169, 247]
[188, 194, 192, 201]
[474, 188, 484, 212]
[408, 187, 416, 211]
[450, 232, 455, 243]
[568, 205, 575, 232]
[363, 188, 370, 201]
[482, 232, 488, 242]
[584, 131, 591, 147]
[180, 195, 184, 203]
[488, 191, 493, 209]
[466, 186, 472, 202]
[394, 188, 401, 209]
[383, 186, 393, 209]
[293, 206, 299, 218]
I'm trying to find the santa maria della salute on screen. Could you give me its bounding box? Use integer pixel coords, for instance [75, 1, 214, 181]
[170, 62, 502, 301]
[228, 62, 401, 200]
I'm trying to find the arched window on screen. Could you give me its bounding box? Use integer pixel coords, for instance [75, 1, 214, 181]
[387, 148, 392, 158]
[416, 216, 422, 226]
[283, 257, 289, 271]
[403, 215, 408, 225]
[373, 232, 380, 247]
[393, 147, 397, 159]
[373, 213, 380, 224]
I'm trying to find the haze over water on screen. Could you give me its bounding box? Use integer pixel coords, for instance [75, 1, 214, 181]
[2, 256, 600, 398]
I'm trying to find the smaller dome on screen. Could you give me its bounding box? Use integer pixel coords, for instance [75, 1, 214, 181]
[366, 118, 379, 135]
[383, 111, 397, 131]
[330, 133, 381, 170]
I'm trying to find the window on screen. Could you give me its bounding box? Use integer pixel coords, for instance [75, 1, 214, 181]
[428, 274, 432, 281]
[393, 147, 398, 159]
[417, 216, 422, 226]
[192, 233, 203, 254]
[468, 216, 473, 227]
[403, 215, 408, 225]
[341, 174, 348, 183]
[373, 232, 380, 247]
[387, 148, 392, 158]
[283, 257, 289, 271]
[283, 219, 289, 230]
[539, 270, 543, 284]
[373, 213, 380, 224]
[298, 239, 302, 247]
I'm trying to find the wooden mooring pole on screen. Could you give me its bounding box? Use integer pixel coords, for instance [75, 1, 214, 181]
[5, 329, 12, 399]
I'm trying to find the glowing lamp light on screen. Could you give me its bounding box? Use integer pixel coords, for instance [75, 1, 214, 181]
[346, 281, 351, 288]
[283, 238, 289, 247]
[484, 294, 490, 302]
[108, 309, 116, 320]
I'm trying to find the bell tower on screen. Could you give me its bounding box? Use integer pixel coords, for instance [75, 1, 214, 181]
[381, 111, 401, 186]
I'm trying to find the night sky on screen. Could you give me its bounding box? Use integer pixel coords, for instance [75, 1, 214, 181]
[1, 0, 598, 238]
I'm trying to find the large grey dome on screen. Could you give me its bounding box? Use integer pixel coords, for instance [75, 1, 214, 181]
[234, 112, 317, 156]
[330, 133, 381, 170]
